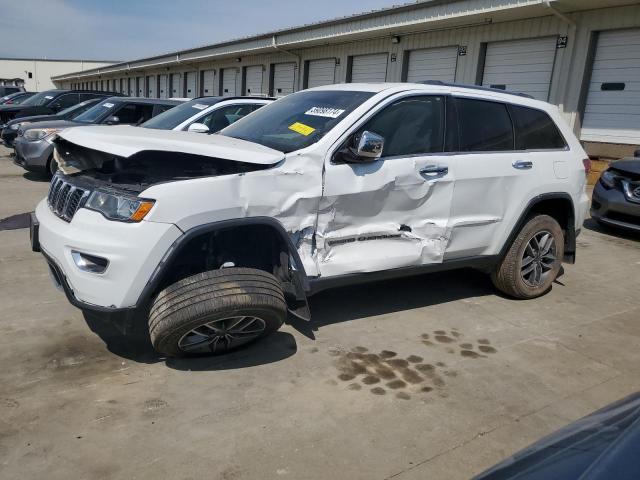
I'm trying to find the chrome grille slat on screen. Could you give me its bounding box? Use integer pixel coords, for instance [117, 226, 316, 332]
[47, 175, 90, 222]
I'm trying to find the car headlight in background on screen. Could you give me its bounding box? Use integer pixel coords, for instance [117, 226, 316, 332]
[85, 191, 155, 222]
[599, 169, 620, 189]
[23, 128, 60, 142]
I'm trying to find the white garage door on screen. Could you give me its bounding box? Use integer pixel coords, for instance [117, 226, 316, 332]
[406, 46, 458, 83]
[128, 78, 135, 96]
[147, 75, 156, 98]
[307, 59, 336, 88]
[482, 37, 558, 101]
[221, 68, 238, 96]
[136, 76, 144, 97]
[244, 66, 263, 95]
[171, 73, 182, 97]
[201, 70, 215, 96]
[159, 74, 168, 98]
[581, 28, 640, 144]
[273, 63, 296, 97]
[185, 72, 197, 98]
[351, 53, 388, 83]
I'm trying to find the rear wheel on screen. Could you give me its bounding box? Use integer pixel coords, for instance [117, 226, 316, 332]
[149, 268, 287, 357]
[492, 214, 564, 299]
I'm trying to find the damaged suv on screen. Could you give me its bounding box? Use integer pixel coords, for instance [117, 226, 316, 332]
[32, 83, 590, 357]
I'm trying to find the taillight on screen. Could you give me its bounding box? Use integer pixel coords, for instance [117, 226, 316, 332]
[582, 158, 592, 176]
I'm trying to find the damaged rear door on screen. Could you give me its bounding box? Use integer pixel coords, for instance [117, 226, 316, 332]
[317, 94, 455, 276]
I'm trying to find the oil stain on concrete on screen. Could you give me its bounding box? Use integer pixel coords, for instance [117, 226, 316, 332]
[330, 329, 497, 400]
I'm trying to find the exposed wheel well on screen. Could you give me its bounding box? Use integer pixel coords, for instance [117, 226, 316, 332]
[498, 195, 576, 265]
[522, 195, 576, 263]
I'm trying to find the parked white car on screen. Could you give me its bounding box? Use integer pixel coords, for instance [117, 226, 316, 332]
[31, 82, 590, 357]
[141, 96, 273, 133]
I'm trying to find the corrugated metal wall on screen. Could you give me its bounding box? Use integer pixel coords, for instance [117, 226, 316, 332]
[55, 4, 640, 148]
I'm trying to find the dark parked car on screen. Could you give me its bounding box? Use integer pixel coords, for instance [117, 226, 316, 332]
[0, 91, 36, 105]
[1, 98, 104, 148]
[591, 152, 640, 233]
[0, 85, 24, 97]
[0, 89, 120, 128]
[14, 97, 183, 177]
[475, 392, 640, 480]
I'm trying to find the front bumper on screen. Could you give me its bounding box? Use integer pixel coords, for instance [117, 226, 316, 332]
[13, 137, 53, 172]
[34, 198, 182, 311]
[591, 181, 640, 232]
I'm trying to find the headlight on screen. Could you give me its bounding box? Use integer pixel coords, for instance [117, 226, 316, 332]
[9, 123, 20, 131]
[599, 169, 619, 189]
[85, 191, 155, 222]
[23, 128, 59, 142]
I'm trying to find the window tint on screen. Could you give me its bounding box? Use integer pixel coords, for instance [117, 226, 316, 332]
[361, 96, 445, 157]
[53, 94, 80, 109]
[112, 103, 155, 124]
[199, 104, 255, 133]
[510, 105, 567, 150]
[455, 98, 514, 151]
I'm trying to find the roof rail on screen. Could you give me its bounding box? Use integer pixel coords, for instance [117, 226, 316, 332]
[418, 80, 534, 99]
[192, 95, 277, 101]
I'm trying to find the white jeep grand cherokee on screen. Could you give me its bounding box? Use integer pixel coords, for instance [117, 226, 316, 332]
[31, 82, 590, 357]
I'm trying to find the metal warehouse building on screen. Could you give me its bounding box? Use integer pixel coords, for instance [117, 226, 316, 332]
[1, 58, 116, 91]
[52, 0, 640, 159]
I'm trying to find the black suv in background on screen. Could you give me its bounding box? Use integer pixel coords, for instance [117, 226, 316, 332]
[14, 97, 183, 177]
[1, 98, 104, 148]
[0, 89, 120, 127]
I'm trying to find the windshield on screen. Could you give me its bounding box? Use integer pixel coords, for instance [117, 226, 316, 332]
[220, 90, 374, 153]
[141, 99, 217, 130]
[59, 100, 97, 118]
[19, 91, 59, 107]
[73, 100, 118, 123]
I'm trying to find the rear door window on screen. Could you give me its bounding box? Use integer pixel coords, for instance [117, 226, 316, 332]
[454, 98, 514, 151]
[112, 103, 155, 124]
[509, 105, 567, 150]
[199, 104, 255, 132]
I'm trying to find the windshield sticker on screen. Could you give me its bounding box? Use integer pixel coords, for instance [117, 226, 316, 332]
[44, 96, 54, 99]
[288, 122, 315, 136]
[305, 107, 346, 119]
[102, 103, 115, 108]
[191, 103, 208, 110]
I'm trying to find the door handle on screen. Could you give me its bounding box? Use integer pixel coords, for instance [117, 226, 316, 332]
[420, 165, 448, 178]
[512, 160, 533, 170]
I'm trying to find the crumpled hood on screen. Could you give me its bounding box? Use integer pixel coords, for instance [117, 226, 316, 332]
[57, 125, 285, 165]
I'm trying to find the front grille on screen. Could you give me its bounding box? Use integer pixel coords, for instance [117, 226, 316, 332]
[47, 175, 90, 222]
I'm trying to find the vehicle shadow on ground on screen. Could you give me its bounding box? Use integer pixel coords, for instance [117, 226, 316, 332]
[582, 218, 640, 242]
[84, 268, 495, 369]
[83, 311, 297, 371]
[22, 172, 49, 182]
[292, 268, 495, 340]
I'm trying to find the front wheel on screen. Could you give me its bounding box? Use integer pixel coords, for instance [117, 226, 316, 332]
[492, 214, 564, 299]
[149, 268, 287, 357]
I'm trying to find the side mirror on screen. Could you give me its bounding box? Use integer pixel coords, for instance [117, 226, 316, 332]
[50, 103, 62, 113]
[105, 115, 120, 125]
[354, 130, 384, 160]
[188, 123, 210, 133]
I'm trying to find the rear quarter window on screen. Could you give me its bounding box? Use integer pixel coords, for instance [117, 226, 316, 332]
[510, 105, 567, 150]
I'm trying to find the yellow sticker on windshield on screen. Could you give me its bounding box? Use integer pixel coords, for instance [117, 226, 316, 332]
[288, 122, 315, 136]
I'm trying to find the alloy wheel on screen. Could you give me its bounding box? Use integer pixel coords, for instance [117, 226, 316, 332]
[520, 230, 556, 287]
[178, 316, 267, 354]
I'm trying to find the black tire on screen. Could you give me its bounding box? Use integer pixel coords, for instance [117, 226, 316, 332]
[491, 214, 564, 299]
[149, 268, 286, 357]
